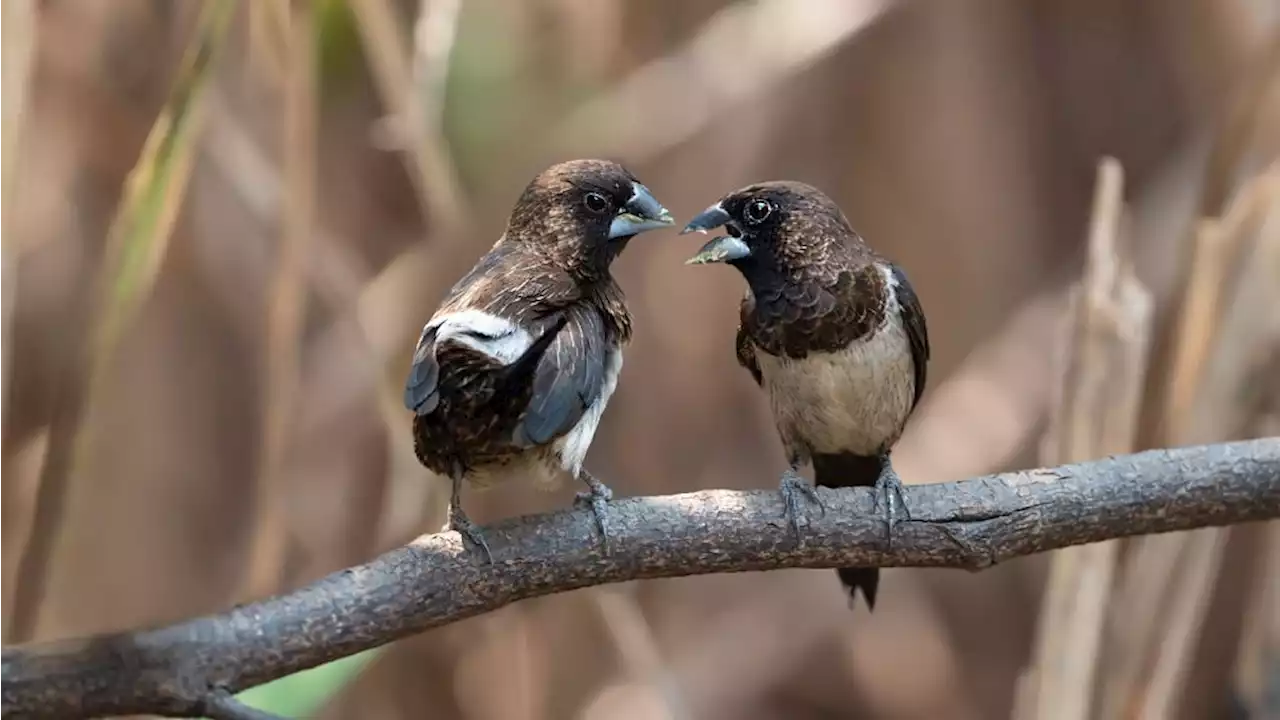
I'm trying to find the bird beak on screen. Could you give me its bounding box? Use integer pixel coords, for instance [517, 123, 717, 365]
[685, 235, 752, 265]
[680, 203, 732, 235]
[609, 182, 675, 239]
[681, 202, 749, 264]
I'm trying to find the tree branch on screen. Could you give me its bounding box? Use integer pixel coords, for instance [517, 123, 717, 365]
[4, 440, 1278, 719]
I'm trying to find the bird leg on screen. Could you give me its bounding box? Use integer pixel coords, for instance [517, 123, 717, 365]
[574, 470, 615, 554]
[447, 472, 493, 563]
[779, 465, 824, 544]
[871, 453, 910, 547]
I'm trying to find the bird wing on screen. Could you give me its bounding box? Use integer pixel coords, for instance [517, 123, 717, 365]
[404, 323, 444, 415]
[735, 325, 763, 386]
[890, 263, 930, 408]
[515, 307, 614, 447]
[404, 243, 569, 417]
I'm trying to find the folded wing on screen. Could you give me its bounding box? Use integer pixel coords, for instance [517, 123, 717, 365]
[515, 308, 613, 448]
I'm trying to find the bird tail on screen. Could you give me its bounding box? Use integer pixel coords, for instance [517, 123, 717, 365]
[811, 452, 882, 611]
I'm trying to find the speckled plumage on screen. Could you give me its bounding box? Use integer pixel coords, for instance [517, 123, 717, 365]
[407, 242, 631, 487]
[405, 159, 671, 559]
[685, 180, 930, 609]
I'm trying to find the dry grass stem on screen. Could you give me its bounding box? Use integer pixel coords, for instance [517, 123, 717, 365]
[1096, 217, 1229, 719]
[241, 0, 319, 601]
[589, 588, 688, 720]
[1192, 166, 1280, 712]
[411, 0, 462, 135]
[551, 0, 894, 160]
[1137, 528, 1230, 720]
[246, 0, 290, 90]
[347, 0, 469, 236]
[1231, 523, 1280, 717]
[203, 90, 365, 312]
[5, 0, 237, 643]
[1019, 158, 1153, 720]
[1101, 140, 1279, 720]
[1182, 163, 1280, 443]
[1, 0, 38, 427]
[1198, 34, 1280, 218]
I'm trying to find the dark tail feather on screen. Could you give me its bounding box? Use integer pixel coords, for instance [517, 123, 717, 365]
[836, 567, 880, 611]
[812, 452, 883, 611]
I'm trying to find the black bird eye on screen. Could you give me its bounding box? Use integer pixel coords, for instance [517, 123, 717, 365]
[744, 199, 773, 225]
[583, 191, 610, 214]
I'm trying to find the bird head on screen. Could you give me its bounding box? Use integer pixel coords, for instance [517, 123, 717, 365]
[681, 180, 856, 276]
[507, 159, 674, 276]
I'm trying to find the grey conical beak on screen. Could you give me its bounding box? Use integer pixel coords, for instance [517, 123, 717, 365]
[685, 235, 752, 265]
[608, 182, 675, 239]
[680, 203, 732, 235]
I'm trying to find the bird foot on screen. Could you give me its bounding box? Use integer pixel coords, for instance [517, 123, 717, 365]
[574, 472, 615, 554]
[779, 468, 825, 545]
[872, 461, 910, 548]
[447, 506, 494, 564]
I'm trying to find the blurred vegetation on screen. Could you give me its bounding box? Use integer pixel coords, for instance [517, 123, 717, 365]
[238, 651, 377, 717]
[2, 1, 1278, 718]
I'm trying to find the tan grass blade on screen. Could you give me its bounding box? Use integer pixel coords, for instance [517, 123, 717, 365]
[346, 0, 471, 542]
[1192, 165, 1279, 719]
[5, 0, 237, 643]
[1099, 164, 1279, 720]
[1017, 158, 1154, 720]
[1232, 523, 1280, 718]
[1, 0, 38, 425]
[588, 588, 690, 720]
[347, 0, 468, 237]
[240, 0, 319, 601]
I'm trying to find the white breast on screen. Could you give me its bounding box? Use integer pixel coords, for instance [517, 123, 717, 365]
[756, 267, 915, 458]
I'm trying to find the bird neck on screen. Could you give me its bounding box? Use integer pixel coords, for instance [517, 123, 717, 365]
[574, 235, 632, 282]
[736, 252, 820, 305]
[739, 255, 889, 357]
[504, 220, 625, 284]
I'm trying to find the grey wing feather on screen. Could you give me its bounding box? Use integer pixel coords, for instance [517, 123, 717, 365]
[515, 311, 608, 446]
[735, 325, 763, 386]
[890, 264, 930, 408]
[404, 326, 441, 415]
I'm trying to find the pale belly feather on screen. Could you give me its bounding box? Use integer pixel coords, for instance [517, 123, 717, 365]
[756, 312, 914, 459]
[464, 348, 623, 493]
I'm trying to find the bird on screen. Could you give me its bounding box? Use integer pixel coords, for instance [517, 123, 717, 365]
[404, 159, 674, 562]
[681, 180, 929, 610]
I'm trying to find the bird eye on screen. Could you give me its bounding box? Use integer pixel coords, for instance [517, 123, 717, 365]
[744, 199, 773, 225]
[583, 191, 610, 214]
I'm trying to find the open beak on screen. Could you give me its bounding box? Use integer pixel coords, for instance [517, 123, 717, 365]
[680, 203, 732, 235]
[681, 202, 750, 264]
[608, 182, 675, 239]
[685, 235, 751, 265]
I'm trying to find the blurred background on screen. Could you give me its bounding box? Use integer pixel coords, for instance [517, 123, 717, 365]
[2, 0, 1278, 718]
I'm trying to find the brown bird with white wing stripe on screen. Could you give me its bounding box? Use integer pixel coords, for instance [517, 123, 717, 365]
[405, 159, 674, 561]
[683, 181, 930, 610]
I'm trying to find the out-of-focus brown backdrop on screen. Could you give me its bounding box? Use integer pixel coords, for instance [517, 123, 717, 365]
[3, 0, 1278, 718]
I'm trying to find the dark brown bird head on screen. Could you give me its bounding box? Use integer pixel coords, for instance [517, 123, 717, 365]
[506, 159, 674, 278]
[681, 181, 867, 281]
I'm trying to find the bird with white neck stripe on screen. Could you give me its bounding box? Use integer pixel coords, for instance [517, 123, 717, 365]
[683, 180, 930, 610]
[405, 159, 674, 561]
